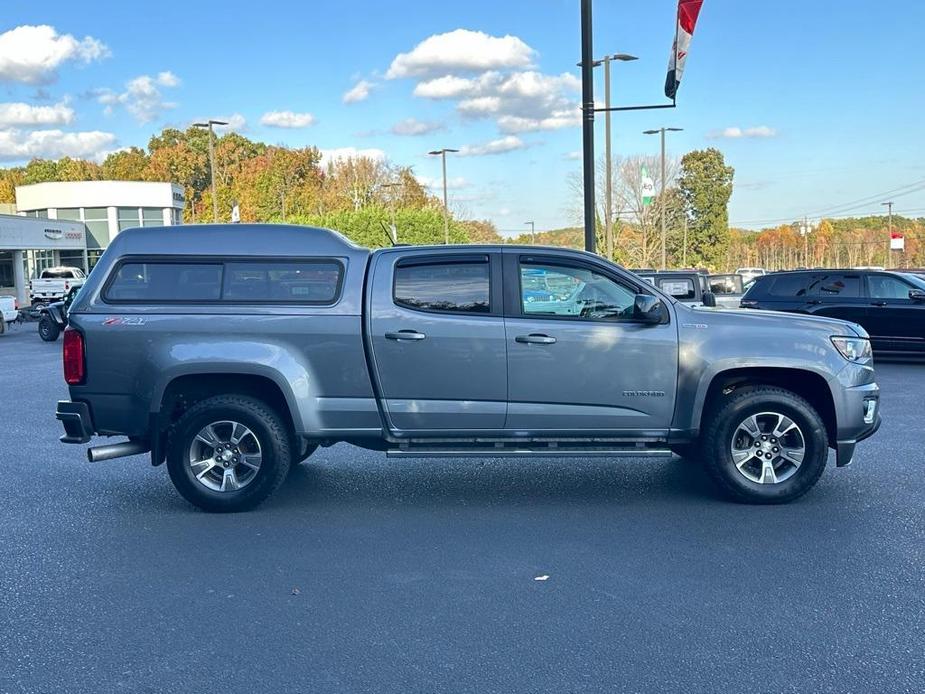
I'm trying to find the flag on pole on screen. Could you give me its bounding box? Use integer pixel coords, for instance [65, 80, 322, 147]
[642, 167, 655, 206]
[665, 0, 704, 99]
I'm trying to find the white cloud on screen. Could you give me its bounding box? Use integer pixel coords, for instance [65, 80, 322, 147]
[319, 147, 386, 167]
[260, 110, 316, 128]
[0, 128, 117, 162]
[213, 114, 247, 132]
[416, 174, 468, 190]
[0, 25, 109, 84]
[412, 69, 581, 134]
[564, 150, 582, 161]
[343, 79, 374, 104]
[458, 135, 527, 157]
[390, 117, 444, 136]
[387, 29, 535, 79]
[97, 72, 181, 123]
[156, 71, 180, 87]
[0, 101, 74, 127]
[709, 125, 777, 139]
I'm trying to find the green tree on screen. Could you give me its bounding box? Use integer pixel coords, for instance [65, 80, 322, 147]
[23, 159, 61, 184]
[102, 147, 149, 180]
[677, 148, 734, 270]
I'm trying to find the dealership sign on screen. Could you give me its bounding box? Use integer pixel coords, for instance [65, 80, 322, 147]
[0, 216, 87, 251]
[891, 232, 905, 251]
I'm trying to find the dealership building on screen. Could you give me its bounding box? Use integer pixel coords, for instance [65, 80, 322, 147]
[0, 180, 184, 305]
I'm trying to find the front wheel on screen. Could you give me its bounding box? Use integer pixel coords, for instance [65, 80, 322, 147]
[38, 316, 60, 341]
[166, 394, 293, 512]
[702, 386, 828, 504]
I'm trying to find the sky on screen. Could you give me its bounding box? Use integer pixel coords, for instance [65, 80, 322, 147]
[1, 0, 924, 234]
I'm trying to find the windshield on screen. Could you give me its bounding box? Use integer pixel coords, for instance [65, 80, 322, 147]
[899, 273, 925, 290]
[709, 275, 744, 294]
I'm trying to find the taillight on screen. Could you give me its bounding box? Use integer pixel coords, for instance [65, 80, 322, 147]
[63, 329, 85, 385]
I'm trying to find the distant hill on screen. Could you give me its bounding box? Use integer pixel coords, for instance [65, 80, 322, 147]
[506, 226, 583, 248]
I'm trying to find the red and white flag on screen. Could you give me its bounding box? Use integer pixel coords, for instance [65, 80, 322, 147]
[665, 0, 704, 99]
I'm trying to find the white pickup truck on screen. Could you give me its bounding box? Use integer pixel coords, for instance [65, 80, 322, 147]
[29, 267, 86, 307]
[0, 295, 17, 335]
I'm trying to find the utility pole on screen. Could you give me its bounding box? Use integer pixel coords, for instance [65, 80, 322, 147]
[525, 220, 535, 245]
[682, 215, 688, 267]
[643, 127, 683, 269]
[428, 148, 459, 244]
[193, 119, 228, 223]
[882, 201, 894, 268]
[580, 0, 596, 254]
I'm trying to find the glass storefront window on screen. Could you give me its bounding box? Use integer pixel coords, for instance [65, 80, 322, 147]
[141, 208, 164, 226]
[56, 208, 81, 221]
[83, 207, 110, 249]
[118, 207, 140, 232]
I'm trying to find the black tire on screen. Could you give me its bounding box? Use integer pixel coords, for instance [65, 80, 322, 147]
[166, 394, 293, 512]
[0, 316, 5, 336]
[38, 316, 60, 342]
[702, 386, 828, 504]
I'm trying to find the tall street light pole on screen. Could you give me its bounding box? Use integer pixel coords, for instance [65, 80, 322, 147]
[583, 53, 638, 260]
[643, 127, 683, 269]
[580, 0, 596, 254]
[882, 200, 894, 268]
[429, 148, 459, 244]
[193, 119, 228, 223]
[525, 220, 535, 244]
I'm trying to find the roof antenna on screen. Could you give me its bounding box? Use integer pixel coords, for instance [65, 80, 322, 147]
[379, 220, 396, 247]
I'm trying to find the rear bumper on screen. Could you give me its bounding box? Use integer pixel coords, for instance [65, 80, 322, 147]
[56, 400, 94, 444]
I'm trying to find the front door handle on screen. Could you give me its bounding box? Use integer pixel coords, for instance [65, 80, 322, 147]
[870, 301, 888, 307]
[385, 330, 426, 341]
[515, 333, 557, 345]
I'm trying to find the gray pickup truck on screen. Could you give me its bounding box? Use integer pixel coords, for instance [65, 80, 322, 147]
[56, 224, 881, 512]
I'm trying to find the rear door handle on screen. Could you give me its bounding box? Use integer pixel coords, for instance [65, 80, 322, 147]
[515, 333, 557, 345]
[385, 330, 426, 341]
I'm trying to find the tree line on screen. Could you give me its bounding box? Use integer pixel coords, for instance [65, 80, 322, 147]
[1, 130, 921, 270]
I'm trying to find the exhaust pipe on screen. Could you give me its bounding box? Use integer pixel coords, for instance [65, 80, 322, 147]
[87, 440, 150, 462]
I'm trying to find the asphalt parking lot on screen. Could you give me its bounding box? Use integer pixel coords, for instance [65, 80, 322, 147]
[1, 324, 923, 694]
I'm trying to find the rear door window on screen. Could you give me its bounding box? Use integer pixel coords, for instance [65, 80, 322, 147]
[807, 274, 862, 298]
[394, 258, 490, 314]
[768, 274, 816, 297]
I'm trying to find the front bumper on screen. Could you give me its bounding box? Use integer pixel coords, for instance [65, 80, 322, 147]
[56, 400, 93, 444]
[833, 377, 881, 467]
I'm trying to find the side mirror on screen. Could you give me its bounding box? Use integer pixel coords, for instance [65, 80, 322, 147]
[702, 291, 718, 308]
[910, 289, 925, 302]
[633, 294, 666, 323]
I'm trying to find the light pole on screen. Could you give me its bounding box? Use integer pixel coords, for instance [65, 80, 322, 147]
[428, 148, 459, 244]
[525, 220, 535, 244]
[382, 181, 402, 244]
[643, 127, 683, 269]
[193, 119, 228, 222]
[584, 54, 638, 260]
[882, 201, 894, 268]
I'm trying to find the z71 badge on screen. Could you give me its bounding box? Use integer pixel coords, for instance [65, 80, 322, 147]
[103, 317, 146, 326]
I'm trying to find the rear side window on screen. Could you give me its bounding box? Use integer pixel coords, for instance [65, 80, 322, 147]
[767, 274, 815, 297]
[394, 259, 490, 314]
[106, 263, 223, 302]
[659, 278, 695, 300]
[223, 261, 342, 303]
[808, 274, 861, 297]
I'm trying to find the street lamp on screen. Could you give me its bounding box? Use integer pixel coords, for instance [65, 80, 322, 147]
[578, 54, 637, 260]
[882, 201, 894, 268]
[525, 220, 535, 245]
[428, 148, 459, 244]
[193, 119, 228, 223]
[643, 127, 683, 269]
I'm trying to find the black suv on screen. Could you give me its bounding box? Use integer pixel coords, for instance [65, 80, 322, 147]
[741, 270, 925, 356]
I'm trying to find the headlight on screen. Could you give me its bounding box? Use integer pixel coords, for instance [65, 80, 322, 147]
[831, 336, 872, 362]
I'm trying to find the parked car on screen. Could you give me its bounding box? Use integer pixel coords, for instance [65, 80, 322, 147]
[736, 267, 768, 284]
[707, 273, 745, 309]
[30, 266, 87, 308]
[56, 225, 881, 512]
[740, 269, 925, 356]
[636, 270, 718, 307]
[0, 295, 18, 335]
[38, 285, 80, 342]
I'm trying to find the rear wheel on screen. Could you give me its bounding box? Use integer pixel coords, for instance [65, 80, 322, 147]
[38, 316, 60, 341]
[702, 386, 828, 504]
[166, 394, 293, 512]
